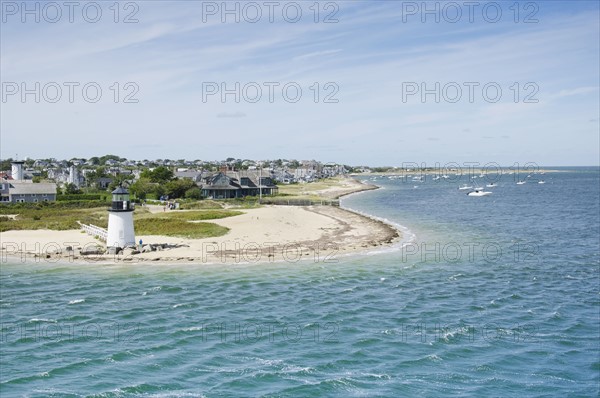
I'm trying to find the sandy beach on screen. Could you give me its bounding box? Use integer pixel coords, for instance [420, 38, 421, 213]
[1, 205, 399, 265]
[1, 179, 400, 265]
[305, 178, 379, 199]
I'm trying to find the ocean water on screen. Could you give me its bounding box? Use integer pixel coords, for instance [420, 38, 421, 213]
[1, 168, 599, 397]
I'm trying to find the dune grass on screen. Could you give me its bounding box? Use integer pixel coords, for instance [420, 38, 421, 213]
[134, 218, 229, 239]
[0, 203, 242, 239]
[272, 177, 351, 201]
[133, 209, 241, 238]
[0, 206, 108, 232]
[156, 210, 243, 221]
[177, 200, 223, 210]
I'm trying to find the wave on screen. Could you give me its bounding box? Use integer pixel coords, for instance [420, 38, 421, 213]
[27, 318, 57, 323]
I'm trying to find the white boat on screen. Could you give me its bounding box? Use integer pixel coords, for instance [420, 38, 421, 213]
[486, 183, 497, 187]
[517, 181, 526, 185]
[538, 180, 545, 184]
[474, 186, 484, 191]
[432, 176, 440, 181]
[458, 184, 473, 190]
[467, 190, 492, 196]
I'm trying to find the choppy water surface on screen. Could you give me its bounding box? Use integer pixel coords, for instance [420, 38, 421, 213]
[1, 168, 598, 397]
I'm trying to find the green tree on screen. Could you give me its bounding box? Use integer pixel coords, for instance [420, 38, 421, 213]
[185, 187, 202, 199]
[140, 166, 174, 183]
[165, 179, 197, 199]
[130, 178, 155, 200]
[0, 158, 13, 171]
[108, 174, 134, 191]
[63, 183, 81, 194]
[99, 154, 122, 165]
[85, 167, 109, 190]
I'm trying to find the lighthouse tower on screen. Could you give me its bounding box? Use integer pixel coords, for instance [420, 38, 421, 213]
[11, 161, 24, 181]
[107, 186, 136, 250]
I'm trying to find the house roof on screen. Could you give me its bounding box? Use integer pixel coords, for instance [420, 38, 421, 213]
[200, 170, 277, 190]
[9, 182, 57, 195]
[112, 187, 129, 194]
[175, 170, 203, 179]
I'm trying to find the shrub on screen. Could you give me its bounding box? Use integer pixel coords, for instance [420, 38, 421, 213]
[185, 187, 202, 200]
[57, 194, 105, 201]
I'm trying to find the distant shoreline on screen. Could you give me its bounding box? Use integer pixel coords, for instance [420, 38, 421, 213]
[350, 168, 565, 176]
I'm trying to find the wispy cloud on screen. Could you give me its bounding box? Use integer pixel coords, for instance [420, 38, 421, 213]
[1, 1, 598, 165]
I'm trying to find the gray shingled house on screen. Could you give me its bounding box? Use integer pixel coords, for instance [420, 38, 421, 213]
[200, 171, 278, 199]
[0, 181, 58, 203]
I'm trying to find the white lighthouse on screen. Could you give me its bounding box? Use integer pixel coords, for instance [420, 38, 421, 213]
[107, 186, 136, 250]
[11, 161, 24, 181]
[68, 165, 80, 188]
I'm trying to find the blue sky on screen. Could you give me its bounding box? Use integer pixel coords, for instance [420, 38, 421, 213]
[1, 0, 598, 165]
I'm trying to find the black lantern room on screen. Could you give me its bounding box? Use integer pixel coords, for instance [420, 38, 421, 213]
[110, 186, 134, 212]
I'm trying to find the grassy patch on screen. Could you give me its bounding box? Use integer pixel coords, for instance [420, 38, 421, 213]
[277, 178, 344, 197]
[134, 218, 229, 239]
[220, 197, 261, 208]
[0, 206, 108, 232]
[0, 204, 242, 236]
[0, 201, 109, 213]
[133, 209, 243, 221]
[178, 200, 223, 210]
[167, 210, 243, 221]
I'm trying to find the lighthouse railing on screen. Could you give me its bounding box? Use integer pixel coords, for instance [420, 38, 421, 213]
[78, 222, 108, 241]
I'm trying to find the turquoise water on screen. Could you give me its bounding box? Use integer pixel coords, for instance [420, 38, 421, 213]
[1, 168, 599, 397]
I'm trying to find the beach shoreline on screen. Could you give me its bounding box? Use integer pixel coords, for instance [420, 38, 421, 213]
[0, 178, 401, 265]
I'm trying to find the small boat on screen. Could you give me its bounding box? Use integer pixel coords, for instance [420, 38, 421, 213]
[458, 184, 473, 190]
[467, 190, 492, 196]
[538, 180, 545, 184]
[486, 183, 497, 188]
[474, 186, 484, 191]
[432, 176, 440, 181]
[517, 181, 526, 185]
